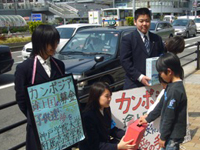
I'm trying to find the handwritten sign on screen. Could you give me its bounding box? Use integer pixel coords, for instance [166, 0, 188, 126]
[27, 75, 85, 150]
[110, 85, 162, 149]
[110, 84, 191, 150]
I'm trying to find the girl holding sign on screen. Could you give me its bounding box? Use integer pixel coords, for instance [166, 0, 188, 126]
[15, 25, 68, 150]
[79, 82, 135, 150]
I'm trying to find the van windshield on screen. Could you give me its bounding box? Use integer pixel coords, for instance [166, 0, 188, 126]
[103, 10, 117, 17]
[61, 31, 119, 55]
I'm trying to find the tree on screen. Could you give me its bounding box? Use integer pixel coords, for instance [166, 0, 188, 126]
[27, 21, 44, 34]
[126, 17, 134, 26]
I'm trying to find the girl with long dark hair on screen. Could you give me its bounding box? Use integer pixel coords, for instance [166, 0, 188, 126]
[79, 82, 135, 150]
[15, 25, 68, 150]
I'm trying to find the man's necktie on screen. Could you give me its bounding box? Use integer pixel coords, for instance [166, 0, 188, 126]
[144, 35, 150, 54]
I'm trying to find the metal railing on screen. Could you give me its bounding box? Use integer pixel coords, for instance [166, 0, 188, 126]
[1, 42, 200, 150]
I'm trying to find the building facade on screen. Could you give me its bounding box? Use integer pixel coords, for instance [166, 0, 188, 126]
[0, 0, 199, 23]
[115, 0, 199, 17]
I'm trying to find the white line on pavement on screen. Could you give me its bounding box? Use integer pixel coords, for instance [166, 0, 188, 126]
[11, 51, 21, 54]
[0, 83, 14, 90]
[14, 61, 22, 65]
[188, 46, 196, 49]
[185, 36, 200, 41]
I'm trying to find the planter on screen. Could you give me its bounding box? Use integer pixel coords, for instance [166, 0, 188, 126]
[5, 41, 30, 51]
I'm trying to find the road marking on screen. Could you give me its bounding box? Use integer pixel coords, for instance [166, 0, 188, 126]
[17, 55, 22, 58]
[188, 46, 197, 49]
[0, 83, 14, 90]
[11, 51, 21, 54]
[185, 44, 190, 47]
[14, 61, 22, 65]
[185, 36, 200, 41]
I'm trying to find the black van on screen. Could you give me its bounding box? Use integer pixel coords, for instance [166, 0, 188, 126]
[55, 26, 136, 102]
[0, 45, 14, 74]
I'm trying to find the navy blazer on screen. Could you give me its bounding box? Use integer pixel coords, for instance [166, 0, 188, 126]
[79, 107, 125, 150]
[15, 57, 66, 150]
[120, 29, 164, 89]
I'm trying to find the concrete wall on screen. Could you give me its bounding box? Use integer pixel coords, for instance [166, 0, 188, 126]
[0, 9, 32, 17]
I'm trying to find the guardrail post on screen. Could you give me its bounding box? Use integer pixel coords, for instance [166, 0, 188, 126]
[197, 42, 200, 70]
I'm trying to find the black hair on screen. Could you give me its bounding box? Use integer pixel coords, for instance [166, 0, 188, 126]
[158, 73, 168, 84]
[84, 82, 112, 139]
[134, 8, 151, 21]
[165, 36, 185, 54]
[156, 52, 184, 79]
[30, 24, 60, 57]
[84, 82, 112, 112]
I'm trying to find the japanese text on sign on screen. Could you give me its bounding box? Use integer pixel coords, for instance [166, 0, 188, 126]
[27, 75, 85, 150]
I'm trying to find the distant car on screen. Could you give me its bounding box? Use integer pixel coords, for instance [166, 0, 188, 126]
[21, 23, 101, 60]
[54, 26, 136, 101]
[0, 45, 14, 74]
[194, 18, 200, 32]
[163, 15, 175, 23]
[172, 19, 197, 38]
[150, 20, 174, 41]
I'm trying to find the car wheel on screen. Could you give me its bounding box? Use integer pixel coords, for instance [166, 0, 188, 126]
[186, 32, 189, 38]
[169, 34, 173, 38]
[193, 31, 196, 37]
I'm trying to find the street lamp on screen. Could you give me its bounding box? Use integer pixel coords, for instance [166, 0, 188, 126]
[13, 0, 17, 15]
[160, 0, 163, 19]
[132, 0, 135, 18]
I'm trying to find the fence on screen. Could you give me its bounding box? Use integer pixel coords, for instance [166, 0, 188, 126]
[0, 42, 200, 150]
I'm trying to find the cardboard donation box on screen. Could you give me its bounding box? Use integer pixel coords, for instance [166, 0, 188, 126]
[123, 119, 147, 150]
[146, 57, 159, 86]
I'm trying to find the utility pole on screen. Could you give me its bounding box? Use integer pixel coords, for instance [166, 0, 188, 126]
[195, 0, 197, 18]
[0, 0, 3, 9]
[160, 0, 163, 19]
[132, 0, 135, 18]
[13, 0, 17, 15]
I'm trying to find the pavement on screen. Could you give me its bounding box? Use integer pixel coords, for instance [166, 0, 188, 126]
[180, 66, 200, 150]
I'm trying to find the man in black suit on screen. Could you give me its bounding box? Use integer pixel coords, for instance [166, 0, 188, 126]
[120, 8, 164, 89]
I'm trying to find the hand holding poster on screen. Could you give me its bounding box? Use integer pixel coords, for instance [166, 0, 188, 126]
[27, 75, 85, 150]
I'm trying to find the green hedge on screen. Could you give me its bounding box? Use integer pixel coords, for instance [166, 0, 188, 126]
[0, 26, 29, 34]
[0, 36, 31, 44]
[126, 17, 134, 26]
[27, 21, 45, 34]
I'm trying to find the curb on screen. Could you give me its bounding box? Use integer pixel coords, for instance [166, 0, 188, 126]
[5, 42, 30, 52]
[183, 61, 197, 79]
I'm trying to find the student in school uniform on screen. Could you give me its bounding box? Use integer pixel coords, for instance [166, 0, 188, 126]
[79, 82, 135, 150]
[120, 7, 164, 89]
[139, 53, 187, 150]
[14, 25, 70, 150]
